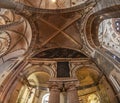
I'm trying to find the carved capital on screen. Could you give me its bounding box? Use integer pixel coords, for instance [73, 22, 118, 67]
[48, 81, 63, 91]
[65, 81, 77, 91]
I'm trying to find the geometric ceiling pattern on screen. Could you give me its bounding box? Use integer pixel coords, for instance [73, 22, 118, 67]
[0, 9, 32, 58]
[31, 12, 84, 57]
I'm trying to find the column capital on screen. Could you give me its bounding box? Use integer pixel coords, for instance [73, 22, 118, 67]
[65, 82, 76, 91]
[48, 81, 63, 91]
[48, 81, 61, 103]
[65, 80, 79, 91]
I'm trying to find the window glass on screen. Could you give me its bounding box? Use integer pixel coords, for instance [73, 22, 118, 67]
[42, 93, 50, 103]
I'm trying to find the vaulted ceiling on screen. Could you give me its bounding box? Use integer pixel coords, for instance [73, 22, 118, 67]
[18, 0, 88, 9]
[32, 12, 82, 53]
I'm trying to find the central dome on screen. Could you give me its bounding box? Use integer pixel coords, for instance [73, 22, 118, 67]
[20, 0, 88, 10]
[38, 0, 87, 9]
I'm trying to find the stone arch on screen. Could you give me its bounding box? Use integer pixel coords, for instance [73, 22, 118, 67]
[85, 4, 120, 48]
[22, 64, 56, 78]
[32, 47, 88, 58]
[71, 65, 101, 78]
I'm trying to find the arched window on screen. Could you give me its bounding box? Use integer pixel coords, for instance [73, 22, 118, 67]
[42, 93, 50, 103]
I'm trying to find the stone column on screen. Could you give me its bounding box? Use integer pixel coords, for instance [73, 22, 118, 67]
[48, 82, 62, 103]
[62, 92, 67, 103]
[65, 82, 79, 103]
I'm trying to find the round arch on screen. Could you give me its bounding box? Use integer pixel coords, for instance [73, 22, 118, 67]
[71, 65, 101, 78]
[22, 64, 56, 78]
[85, 5, 120, 48]
[32, 47, 88, 58]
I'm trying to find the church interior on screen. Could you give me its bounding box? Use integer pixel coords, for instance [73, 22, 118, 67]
[0, 0, 120, 103]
